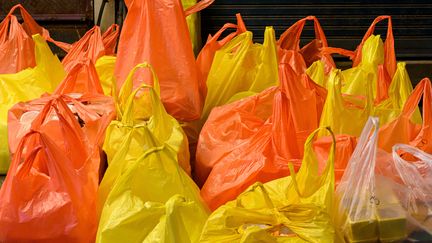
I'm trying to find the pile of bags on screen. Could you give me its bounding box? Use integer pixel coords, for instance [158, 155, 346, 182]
[0, 1, 431, 242]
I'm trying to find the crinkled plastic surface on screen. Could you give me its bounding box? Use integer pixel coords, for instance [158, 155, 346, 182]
[99, 63, 191, 209]
[0, 34, 65, 173]
[97, 134, 208, 243]
[200, 127, 337, 242]
[115, 0, 214, 121]
[0, 97, 101, 242]
[96, 56, 116, 96]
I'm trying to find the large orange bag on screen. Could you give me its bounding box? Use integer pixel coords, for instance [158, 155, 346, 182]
[198, 66, 313, 210]
[379, 78, 432, 153]
[8, 61, 115, 162]
[0, 97, 100, 242]
[114, 0, 214, 121]
[61, 24, 120, 72]
[277, 16, 336, 76]
[0, 4, 61, 74]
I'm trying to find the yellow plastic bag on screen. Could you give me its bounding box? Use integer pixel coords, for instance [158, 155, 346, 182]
[96, 139, 208, 243]
[200, 127, 337, 242]
[95, 55, 116, 96]
[373, 62, 422, 125]
[185, 27, 279, 144]
[99, 63, 190, 207]
[319, 69, 372, 137]
[182, 0, 201, 55]
[0, 34, 65, 173]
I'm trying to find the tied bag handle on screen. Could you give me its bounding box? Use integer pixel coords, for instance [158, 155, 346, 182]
[401, 78, 432, 128]
[278, 16, 329, 52]
[118, 63, 164, 125]
[288, 126, 336, 198]
[353, 16, 396, 77]
[53, 60, 104, 95]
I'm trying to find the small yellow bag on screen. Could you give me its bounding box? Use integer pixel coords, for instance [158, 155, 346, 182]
[97, 140, 208, 243]
[95, 55, 116, 96]
[200, 127, 337, 242]
[99, 63, 190, 207]
[0, 34, 65, 173]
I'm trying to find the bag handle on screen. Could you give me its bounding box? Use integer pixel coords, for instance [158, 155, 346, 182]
[392, 144, 432, 165]
[207, 13, 247, 45]
[321, 47, 356, 60]
[278, 16, 328, 51]
[117, 63, 163, 122]
[54, 60, 104, 95]
[13, 131, 44, 178]
[184, 0, 215, 17]
[101, 24, 120, 55]
[353, 16, 396, 77]
[3, 4, 71, 51]
[288, 126, 336, 198]
[402, 78, 432, 126]
[236, 183, 275, 208]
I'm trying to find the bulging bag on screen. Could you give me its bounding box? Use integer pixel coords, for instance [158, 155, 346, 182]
[0, 34, 65, 173]
[8, 61, 115, 171]
[377, 144, 432, 237]
[96, 131, 208, 243]
[96, 55, 117, 96]
[99, 63, 191, 208]
[336, 117, 409, 242]
[0, 97, 100, 242]
[200, 127, 337, 242]
[115, 0, 215, 121]
[198, 66, 310, 210]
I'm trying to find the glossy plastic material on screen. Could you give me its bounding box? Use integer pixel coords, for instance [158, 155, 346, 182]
[0, 97, 101, 242]
[98, 63, 191, 208]
[115, 0, 214, 122]
[0, 34, 65, 173]
[200, 127, 336, 242]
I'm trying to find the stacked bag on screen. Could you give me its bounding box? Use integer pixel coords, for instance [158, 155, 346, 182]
[0, 1, 431, 242]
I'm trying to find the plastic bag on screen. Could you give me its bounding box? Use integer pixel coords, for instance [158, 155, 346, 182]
[278, 16, 336, 75]
[318, 69, 373, 137]
[0, 4, 61, 74]
[198, 66, 310, 210]
[96, 56, 117, 96]
[377, 144, 432, 238]
[62, 24, 119, 72]
[0, 97, 100, 242]
[96, 129, 208, 243]
[0, 34, 65, 173]
[8, 61, 115, 171]
[336, 117, 409, 242]
[115, 0, 215, 122]
[99, 63, 190, 208]
[200, 127, 336, 242]
[378, 78, 432, 153]
[182, 0, 200, 55]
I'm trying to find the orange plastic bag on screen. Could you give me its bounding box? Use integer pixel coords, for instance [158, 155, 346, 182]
[8, 61, 115, 162]
[0, 97, 100, 242]
[0, 4, 59, 74]
[379, 78, 432, 153]
[115, 0, 214, 121]
[277, 16, 336, 75]
[62, 24, 119, 72]
[198, 66, 308, 210]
